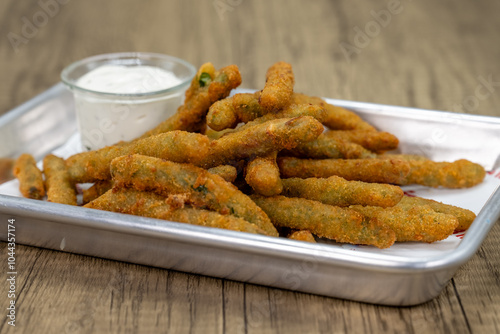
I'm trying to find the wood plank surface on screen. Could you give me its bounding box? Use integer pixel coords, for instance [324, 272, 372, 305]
[0, 0, 499, 333]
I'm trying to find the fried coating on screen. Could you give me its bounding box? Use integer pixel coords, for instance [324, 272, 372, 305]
[13, 153, 45, 200]
[234, 103, 327, 132]
[200, 116, 324, 168]
[207, 92, 266, 131]
[0, 158, 14, 184]
[292, 93, 375, 131]
[67, 131, 210, 183]
[245, 151, 283, 196]
[43, 154, 77, 205]
[278, 157, 411, 184]
[251, 195, 396, 249]
[259, 61, 294, 112]
[281, 176, 404, 208]
[85, 188, 266, 235]
[324, 130, 399, 153]
[350, 203, 458, 243]
[287, 230, 316, 243]
[110, 154, 278, 237]
[399, 196, 476, 232]
[82, 180, 114, 205]
[378, 153, 430, 161]
[281, 133, 376, 159]
[399, 159, 486, 188]
[207, 165, 238, 183]
[137, 63, 242, 138]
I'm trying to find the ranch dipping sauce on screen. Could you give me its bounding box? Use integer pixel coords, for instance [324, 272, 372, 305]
[76, 65, 181, 94]
[61, 53, 196, 151]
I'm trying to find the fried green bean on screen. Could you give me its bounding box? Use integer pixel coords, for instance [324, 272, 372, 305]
[67, 131, 210, 183]
[398, 159, 486, 188]
[291, 93, 375, 131]
[399, 196, 476, 232]
[378, 153, 430, 162]
[13, 153, 45, 199]
[259, 61, 294, 112]
[234, 103, 326, 133]
[350, 203, 458, 243]
[245, 151, 283, 196]
[281, 176, 404, 207]
[85, 188, 266, 235]
[207, 165, 238, 183]
[110, 154, 278, 236]
[43, 154, 77, 205]
[207, 92, 266, 131]
[200, 116, 324, 168]
[82, 180, 114, 205]
[137, 63, 242, 138]
[324, 130, 399, 153]
[278, 157, 411, 184]
[282, 133, 376, 159]
[287, 230, 316, 243]
[251, 195, 396, 249]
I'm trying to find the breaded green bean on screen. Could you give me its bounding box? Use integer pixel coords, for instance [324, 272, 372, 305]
[200, 116, 324, 168]
[85, 188, 266, 235]
[291, 93, 375, 131]
[67, 131, 210, 183]
[251, 195, 396, 249]
[399, 196, 476, 232]
[43, 154, 77, 205]
[287, 230, 316, 243]
[82, 180, 114, 205]
[259, 61, 294, 112]
[245, 151, 283, 196]
[281, 176, 404, 208]
[398, 159, 486, 188]
[207, 92, 266, 131]
[137, 63, 242, 138]
[13, 153, 45, 199]
[378, 153, 430, 162]
[350, 203, 458, 243]
[278, 157, 411, 184]
[234, 103, 327, 133]
[110, 154, 278, 236]
[206, 98, 239, 131]
[207, 165, 238, 183]
[282, 133, 376, 159]
[324, 130, 399, 153]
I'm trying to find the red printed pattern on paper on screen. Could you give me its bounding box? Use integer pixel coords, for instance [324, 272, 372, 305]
[487, 169, 500, 180]
[403, 190, 417, 197]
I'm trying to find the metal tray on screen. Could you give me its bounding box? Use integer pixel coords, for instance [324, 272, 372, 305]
[1, 83, 500, 306]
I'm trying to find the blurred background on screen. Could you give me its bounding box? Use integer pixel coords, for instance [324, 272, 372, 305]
[1, 0, 499, 116]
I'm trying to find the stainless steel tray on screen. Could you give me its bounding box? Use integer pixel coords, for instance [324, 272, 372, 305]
[1, 83, 500, 306]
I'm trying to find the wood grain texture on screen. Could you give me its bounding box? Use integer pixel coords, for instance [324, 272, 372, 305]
[0, 0, 499, 333]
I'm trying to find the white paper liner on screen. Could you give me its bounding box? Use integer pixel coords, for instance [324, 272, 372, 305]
[1, 133, 499, 258]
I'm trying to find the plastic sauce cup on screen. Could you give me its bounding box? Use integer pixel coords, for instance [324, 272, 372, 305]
[61, 52, 196, 150]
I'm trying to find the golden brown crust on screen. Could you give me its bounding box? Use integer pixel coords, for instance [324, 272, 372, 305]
[278, 157, 411, 184]
[259, 61, 294, 112]
[43, 154, 77, 205]
[13, 153, 45, 200]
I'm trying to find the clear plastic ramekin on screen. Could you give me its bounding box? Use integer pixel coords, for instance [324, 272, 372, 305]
[61, 52, 196, 150]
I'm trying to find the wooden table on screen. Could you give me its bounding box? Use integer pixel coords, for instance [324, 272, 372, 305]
[1, 0, 499, 332]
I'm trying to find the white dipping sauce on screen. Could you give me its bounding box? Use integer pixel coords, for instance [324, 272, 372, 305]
[74, 64, 185, 151]
[77, 65, 181, 94]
